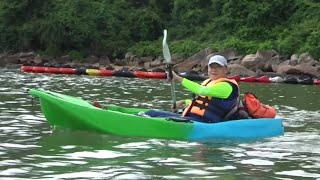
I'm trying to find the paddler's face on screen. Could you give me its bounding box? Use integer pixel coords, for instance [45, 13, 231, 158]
[208, 63, 228, 80]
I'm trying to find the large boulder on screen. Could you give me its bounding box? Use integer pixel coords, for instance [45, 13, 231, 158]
[298, 53, 317, 65]
[240, 54, 259, 69]
[274, 53, 320, 77]
[172, 49, 214, 73]
[33, 55, 43, 64]
[128, 56, 154, 67]
[150, 58, 162, 68]
[199, 50, 242, 72]
[125, 52, 137, 66]
[143, 61, 151, 69]
[171, 53, 184, 64]
[124, 52, 135, 62]
[114, 58, 127, 66]
[290, 54, 299, 65]
[4, 54, 19, 64]
[146, 56, 165, 69]
[264, 55, 280, 72]
[277, 63, 320, 77]
[128, 57, 140, 67]
[219, 48, 242, 61]
[183, 48, 215, 72]
[228, 64, 255, 77]
[189, 48, 213, 61]
[174, 59, 201, 72]
[98, 56, 111, 66]
[18, 52, 35, 58]
[240, 50, 276, 71]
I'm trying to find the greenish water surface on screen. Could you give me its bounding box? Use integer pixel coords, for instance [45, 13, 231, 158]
[0, 69, 319, 179]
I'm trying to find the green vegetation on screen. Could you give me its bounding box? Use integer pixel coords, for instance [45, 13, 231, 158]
[0, 0, 319, 59]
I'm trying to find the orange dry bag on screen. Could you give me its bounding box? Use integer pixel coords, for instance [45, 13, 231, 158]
[244, 92, 276, 118]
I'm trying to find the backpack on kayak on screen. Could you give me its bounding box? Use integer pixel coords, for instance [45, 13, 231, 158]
[243, 92, 276, 118]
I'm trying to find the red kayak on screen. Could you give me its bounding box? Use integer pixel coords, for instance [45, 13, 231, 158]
[240, 76, 257, 82]
[256, 76, 271, 83]
[314, 79, 320, 85]
[44, 67, 60, 74]
[32, 66, 46, 73]
[59, 68, 76, 74]
[20, 66, 33, 72]
[98, 69, 114, 76]
[133, 71, 166, 79]
[228, 74, 241, 81]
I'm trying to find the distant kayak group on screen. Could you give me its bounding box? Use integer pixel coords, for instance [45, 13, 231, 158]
[20, 65, 320, 85]
[20, 65, 167, 79]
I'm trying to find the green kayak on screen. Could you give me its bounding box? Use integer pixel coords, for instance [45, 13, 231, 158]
[29, 89, 284, 141]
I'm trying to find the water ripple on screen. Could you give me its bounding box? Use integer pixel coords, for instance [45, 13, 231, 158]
[0, 69, 319, 179]
[65, 150, 134, 159]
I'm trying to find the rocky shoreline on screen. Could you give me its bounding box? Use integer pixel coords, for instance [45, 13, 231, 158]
[1, 48, 320, 78]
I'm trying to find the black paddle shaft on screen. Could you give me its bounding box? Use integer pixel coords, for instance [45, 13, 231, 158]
[166, 63, 174, 80]
[165, 63, 177, 111]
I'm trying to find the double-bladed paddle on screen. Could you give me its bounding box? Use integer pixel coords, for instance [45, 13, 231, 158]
[162, 29, 177, 112]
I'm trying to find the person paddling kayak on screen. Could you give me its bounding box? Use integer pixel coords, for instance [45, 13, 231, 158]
[145, 55, 240, 123]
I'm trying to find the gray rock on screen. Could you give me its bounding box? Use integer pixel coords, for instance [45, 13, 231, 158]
[264, 55, 280, 71]
[228, 64, 255, 76]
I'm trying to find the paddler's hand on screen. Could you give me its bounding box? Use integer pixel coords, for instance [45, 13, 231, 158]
[168, 71, 183, 82]
[171, 100, 185, 111]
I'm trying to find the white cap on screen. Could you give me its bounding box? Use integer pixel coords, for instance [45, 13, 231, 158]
[208, 55, 227, 67]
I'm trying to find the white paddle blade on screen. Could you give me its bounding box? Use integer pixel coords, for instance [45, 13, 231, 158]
[162, 29, 171, 63]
